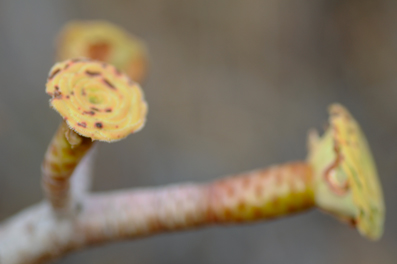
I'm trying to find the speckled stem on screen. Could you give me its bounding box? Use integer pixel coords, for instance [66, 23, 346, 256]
[41, 121, 93, 213]
[208, 162, 315, 223]
[0, 162, 314, 264]
[80, 162, 314, 240]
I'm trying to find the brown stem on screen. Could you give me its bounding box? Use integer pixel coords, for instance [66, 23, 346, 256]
[41, 122, 93, 212]
[0, 162, 314, 264]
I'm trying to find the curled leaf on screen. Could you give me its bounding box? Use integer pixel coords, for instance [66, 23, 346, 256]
[46, 58, 148, 142]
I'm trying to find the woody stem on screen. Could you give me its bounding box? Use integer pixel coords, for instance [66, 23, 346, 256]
[0, 162, 314, 264]
[80, 162, 315, 239]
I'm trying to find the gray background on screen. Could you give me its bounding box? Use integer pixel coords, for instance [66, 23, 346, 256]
[0, 0, 396, 263]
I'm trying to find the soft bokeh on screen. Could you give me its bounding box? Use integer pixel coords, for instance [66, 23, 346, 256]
[0, 1, 396, 263]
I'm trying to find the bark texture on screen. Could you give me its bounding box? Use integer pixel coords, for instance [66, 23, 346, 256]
[0, 162, 314, 264]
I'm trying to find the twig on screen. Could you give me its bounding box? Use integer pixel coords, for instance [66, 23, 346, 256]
[0, 162, 314, 264]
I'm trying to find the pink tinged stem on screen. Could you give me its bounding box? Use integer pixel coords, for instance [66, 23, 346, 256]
[79, 162, 314, 243]
[0, 162, 314, 264]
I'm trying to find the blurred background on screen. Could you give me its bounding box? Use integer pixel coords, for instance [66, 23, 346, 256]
[0, 0, 396, 263]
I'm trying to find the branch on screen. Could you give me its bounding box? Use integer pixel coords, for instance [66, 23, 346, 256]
[0, 162, 314, 264]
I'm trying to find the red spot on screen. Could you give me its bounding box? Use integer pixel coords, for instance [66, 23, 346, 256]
[64, 162, 77, 170]
[253, 208, 264, 219]
[77, 122, 87, 128]
[225, 184, 235, 197]
[105, 108, 112, 112]
[276, 172, 283, 186]
[53, 89, 62, 99]
[85, 70, 101, 76]
[238, 202, 246, 212]
[48, 68, 60, 80]
[95, 122, 103, 129]
[51, 146, 58, 156]
[82, 89, 86, 96]
[260, 170, 270, 179]
[255, 185, 263, 198]
[288, 205, 297, 213]
[115, 125, 119, 128]
[242, 178, 250, 188]
[88, 42, 110, 61]
[103, 79, 116, 90]
[272, 198, 279, 207]
[66, 95, 70, 99]
[50, 163, 61, 173]
[223, 209, 233, 220]
[349, 218, 357, 227]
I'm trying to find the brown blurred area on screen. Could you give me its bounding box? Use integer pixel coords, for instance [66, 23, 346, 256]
[0, 0, 396, 263]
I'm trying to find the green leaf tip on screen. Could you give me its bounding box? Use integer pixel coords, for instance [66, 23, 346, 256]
[307, 104, 385, 240]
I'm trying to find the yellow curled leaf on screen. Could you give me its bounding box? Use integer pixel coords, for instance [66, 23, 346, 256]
[308, 104, 385, 240]
[57, 20, 148, 83]
[46, 58, 148, 142]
